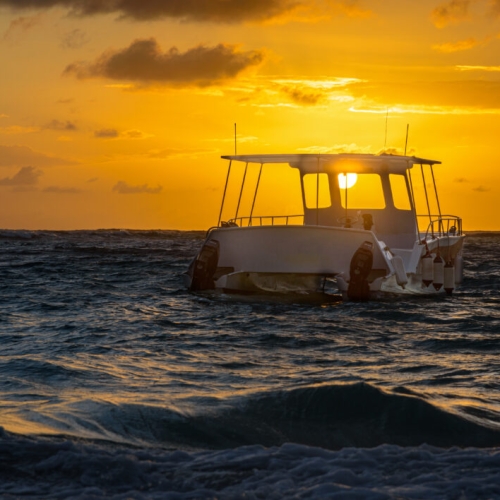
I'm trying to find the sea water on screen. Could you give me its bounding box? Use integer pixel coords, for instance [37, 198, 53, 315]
[0, 230, 499, 499]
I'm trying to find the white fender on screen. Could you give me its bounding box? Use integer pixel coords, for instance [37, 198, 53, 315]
[421, 253, 433, 287]
[444, 263, 455, 295]
[454, 254, 464, 284]
[433, 254, 444, 291]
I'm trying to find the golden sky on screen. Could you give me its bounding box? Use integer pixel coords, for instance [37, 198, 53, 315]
[1, 0, 499, 230]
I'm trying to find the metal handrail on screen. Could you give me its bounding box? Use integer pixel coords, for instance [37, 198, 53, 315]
[226, 214, 304, 227]
[417, 214, 463, 239]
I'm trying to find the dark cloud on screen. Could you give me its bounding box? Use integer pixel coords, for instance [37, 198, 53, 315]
[64, 39, 265, 87]
[43, 185, 82, 193]
[112, 180, 162, 194]
[431, 0, 470, 28]
[489, 0, 500, 16]
[56, 98, 75, 104]
[44, 119, 78, 131]
[0, 144, 76, 167]
[122, 129, 150, 139]
[2, 14, 42, 42]
[473, 185, 490, 192]
[0, 166, 42, 186]
[0, 0, 302, 23]
[93, 128, 150, 139]
[94, 128, 119, 138]
[280, 86, 326, 106]
[60, 28, 89, 49]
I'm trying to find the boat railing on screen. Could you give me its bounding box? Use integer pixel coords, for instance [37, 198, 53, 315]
[418, 215, 463, 239]
[225, 214, 304, 227]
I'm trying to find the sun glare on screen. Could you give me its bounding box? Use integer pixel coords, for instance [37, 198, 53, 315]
[338, 173, 358, 189]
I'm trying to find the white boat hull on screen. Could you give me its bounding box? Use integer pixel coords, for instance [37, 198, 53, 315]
[187, 225, 465, 299]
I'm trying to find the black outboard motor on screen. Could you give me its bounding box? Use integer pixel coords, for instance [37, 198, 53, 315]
[189, 239, 220, 291]
[347, 241, 373, 301]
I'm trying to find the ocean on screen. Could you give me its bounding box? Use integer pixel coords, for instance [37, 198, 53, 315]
[1, 229, 499, 499]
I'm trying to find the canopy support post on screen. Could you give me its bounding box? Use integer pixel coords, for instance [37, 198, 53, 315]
[420, 164, 433, 234]
[235, 162, 249, 222]
[217, 160, 232, 227]
[249, 163, 263, 226]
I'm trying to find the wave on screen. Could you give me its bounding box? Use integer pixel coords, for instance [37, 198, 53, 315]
[14, 383, 500, 450]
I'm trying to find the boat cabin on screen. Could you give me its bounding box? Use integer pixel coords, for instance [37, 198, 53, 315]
[218, 154, 461, 250]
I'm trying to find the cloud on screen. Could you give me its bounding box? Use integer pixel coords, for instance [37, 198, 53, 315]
[330, 0, 372, 18]
[60, 28, 89, 49]
[232, 76, 361, 108]
[473, 185, 490, 192]
[0, 144, 77, 167]
[455, 177, 469, 182]
[0, 0, 309, 24]
[64, 39, 265, 88]
[0, 0, 375, 23]
[349, 104, 500, 115]
[347, 79, 500, 112]
[44, 119, 78, 131]
[0, 125, 38, 134]
[431, 0, 471, 28]
[488, 0, 500, 16]
[432, 37, 482, 52]
[2, 14, 42, 42]
[456, 65, 500, 71]
[94, 128, 119, 138]
[0, 166, 42, 186]
[148, 148, 215, 159]
[56, 98, 75, 104]
[122, 129, 152, 139]
[298, 143, 373, 154]
[279, 86, 327, 105]
[112, 181, 162, 194]
[43, 185, 82, 193]
[226, 75, 500, 115]
[93, 128, 151, 139]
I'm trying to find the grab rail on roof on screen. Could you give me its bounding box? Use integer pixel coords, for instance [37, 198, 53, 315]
[224, 214, 304, 227]
[419, 215, 463, 239]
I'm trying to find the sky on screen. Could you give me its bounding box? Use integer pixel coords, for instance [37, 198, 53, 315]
[0, 0, 499, 230]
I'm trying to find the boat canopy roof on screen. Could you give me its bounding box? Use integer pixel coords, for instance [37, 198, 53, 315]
[221, 153, 441, 174]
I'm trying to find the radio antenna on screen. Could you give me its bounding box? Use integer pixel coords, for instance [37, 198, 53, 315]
[234, 123, 237, 155]
[404, 124, 409, 156]
[384, 108, 389, 149]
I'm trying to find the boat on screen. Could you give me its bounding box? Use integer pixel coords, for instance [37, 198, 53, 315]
[186, 153, 465, 300]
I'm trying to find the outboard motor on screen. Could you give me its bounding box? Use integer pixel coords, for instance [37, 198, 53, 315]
[189, 239, 220, 291]
[347, 241, 373, 301]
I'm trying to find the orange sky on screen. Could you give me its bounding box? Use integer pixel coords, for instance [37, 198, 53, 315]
[1, 0, 499, 230]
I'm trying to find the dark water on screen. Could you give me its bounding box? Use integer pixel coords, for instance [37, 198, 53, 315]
[1, 230, 500, 499]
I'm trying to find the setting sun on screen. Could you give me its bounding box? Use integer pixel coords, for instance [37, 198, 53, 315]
[338, 173, 358, 189]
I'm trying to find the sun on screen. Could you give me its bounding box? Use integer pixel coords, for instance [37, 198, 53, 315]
[338, 173, 358, 189]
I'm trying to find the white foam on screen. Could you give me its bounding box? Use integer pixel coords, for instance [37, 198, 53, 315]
[2, 430, 500, 499]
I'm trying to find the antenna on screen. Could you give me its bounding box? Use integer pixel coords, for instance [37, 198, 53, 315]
[404, 124, 409, 156]
[384, 108, 389, 149]
[234, 123, 237, 155]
